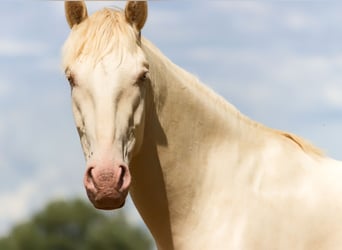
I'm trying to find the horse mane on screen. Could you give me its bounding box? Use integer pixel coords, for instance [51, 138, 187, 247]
[207, 89, 324, 157]
[217, 94, 324, 157]
[276, 131, 324, 157]
[62, 8, 138, 69]
[215, 93, 324, 157]
[221, 98, 324, 157]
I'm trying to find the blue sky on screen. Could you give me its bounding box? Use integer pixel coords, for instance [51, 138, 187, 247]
[1, 0, 342, 236]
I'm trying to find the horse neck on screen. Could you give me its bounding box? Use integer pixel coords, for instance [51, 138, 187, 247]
[130, 38, 260, 248]
[142, 37, 256, 187]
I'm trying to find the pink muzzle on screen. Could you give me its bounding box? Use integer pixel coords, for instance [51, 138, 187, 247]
[84, 163, 131, 210]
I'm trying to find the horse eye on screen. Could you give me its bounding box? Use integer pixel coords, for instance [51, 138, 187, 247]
[139, 71, 149, 82]
[68, 77, 75, 87]
[66, 73, 76, 88]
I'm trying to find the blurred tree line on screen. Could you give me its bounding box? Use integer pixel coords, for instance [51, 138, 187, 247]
[0, 199, 153, 250]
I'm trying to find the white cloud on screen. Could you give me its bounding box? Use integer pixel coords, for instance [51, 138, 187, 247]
[36, 57, 63, 74]
[324, 84, 342, 109]
[211, 1, 271, 15]
[0, 39, 48, 56]
[0, 77, 12, 97]
[284, 10, 319, 32]
[0, 181, 37, 235]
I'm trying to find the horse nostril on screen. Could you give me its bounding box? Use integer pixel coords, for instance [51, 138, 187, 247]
[84, 166, 98, 201]
[118, 165, 126, 189]
[86, 167, 95, 183]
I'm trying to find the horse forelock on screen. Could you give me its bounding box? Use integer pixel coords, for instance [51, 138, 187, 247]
[62, 8, 139, 70]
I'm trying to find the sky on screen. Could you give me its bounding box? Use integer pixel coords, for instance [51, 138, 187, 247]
[1, 0, 342, 238]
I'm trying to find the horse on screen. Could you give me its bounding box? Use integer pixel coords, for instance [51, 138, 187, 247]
[62, 1, 342, 249]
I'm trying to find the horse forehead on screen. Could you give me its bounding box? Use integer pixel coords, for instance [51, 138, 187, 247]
[68, 57, 141, 98]
[74, 51, 142, 78]
[96, 54, 144, 82]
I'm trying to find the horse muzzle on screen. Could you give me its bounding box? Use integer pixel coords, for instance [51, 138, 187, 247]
[83, 163, 131, 210]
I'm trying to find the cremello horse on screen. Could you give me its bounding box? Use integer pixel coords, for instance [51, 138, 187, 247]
[62, 1, 342, 249]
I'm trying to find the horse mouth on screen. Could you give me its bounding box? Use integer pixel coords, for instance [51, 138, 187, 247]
[84, 164, 131, 210]
[91, 191, 127, 210]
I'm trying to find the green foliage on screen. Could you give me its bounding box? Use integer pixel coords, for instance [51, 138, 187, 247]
[0, 199, 153, 250]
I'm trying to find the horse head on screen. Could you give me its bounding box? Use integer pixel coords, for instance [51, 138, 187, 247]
[63, 1, 149, 210]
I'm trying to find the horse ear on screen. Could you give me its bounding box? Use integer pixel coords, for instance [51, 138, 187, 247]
[125, 1, 148, 31]
[65, 0, 88, 29]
